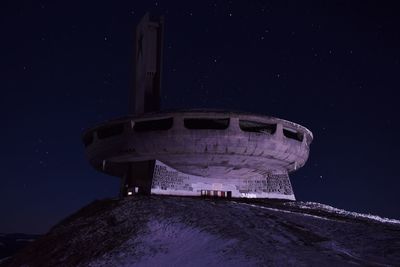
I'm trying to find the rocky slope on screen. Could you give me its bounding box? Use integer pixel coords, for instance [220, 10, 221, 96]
[4, 196, 400, 266]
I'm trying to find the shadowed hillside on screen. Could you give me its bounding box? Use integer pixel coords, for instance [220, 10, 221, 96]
[4, 196, 400, 266]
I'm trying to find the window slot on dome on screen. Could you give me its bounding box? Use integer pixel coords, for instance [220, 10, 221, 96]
[184, 118, 229, 130]
[283, 128, 303, 142]
[83, 132, 94, 147]
[134, 117, 173, 132]
[239, 120, 276, 134]
[97, 123, 125, 139]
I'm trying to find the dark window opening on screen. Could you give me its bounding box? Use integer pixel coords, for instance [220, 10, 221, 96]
[184, 118, 229, 130]
[97, 123, 125, 139]
[83, 132, 94, 147]
[283, 128, 303, 142]
[239, 120, 276, 134]
[134, 117, 173, 132]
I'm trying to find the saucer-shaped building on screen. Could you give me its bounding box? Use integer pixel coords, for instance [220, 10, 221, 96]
[82, 14, 313, 200]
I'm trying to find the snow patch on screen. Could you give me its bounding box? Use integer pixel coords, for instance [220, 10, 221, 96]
[235, 202, 337, 222]
[287, 202, 400, 225]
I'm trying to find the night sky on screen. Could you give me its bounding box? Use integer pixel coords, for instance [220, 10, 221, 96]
[1, 1, 400, 234]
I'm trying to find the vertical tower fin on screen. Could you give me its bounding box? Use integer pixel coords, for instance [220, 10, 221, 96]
[130, 13, 164, 115]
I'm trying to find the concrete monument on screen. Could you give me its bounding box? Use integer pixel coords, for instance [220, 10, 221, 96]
[82, 13, 313, 200]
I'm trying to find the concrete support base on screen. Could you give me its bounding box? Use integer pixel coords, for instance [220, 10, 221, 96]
[120, 160, 156, 197]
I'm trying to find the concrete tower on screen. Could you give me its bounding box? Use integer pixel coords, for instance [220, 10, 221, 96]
[122, 14, 165, 197]
[131, 13, 164, 115]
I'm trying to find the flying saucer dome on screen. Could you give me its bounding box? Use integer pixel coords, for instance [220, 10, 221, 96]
[83, 109, 312, 182]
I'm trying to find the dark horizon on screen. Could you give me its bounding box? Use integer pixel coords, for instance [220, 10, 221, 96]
[1, 0, 400, 234]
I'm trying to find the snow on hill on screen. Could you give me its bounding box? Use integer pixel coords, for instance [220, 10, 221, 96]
[4, 196, 400, 267]
[287, 201, 400, 225]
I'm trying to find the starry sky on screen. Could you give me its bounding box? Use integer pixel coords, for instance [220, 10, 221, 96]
[1, 0, 400, 234]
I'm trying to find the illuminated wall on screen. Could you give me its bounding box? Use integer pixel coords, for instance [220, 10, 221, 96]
[151, 161, 295, 200]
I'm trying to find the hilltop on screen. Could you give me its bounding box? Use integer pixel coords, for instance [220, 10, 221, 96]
[4, 196, 400, 266]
